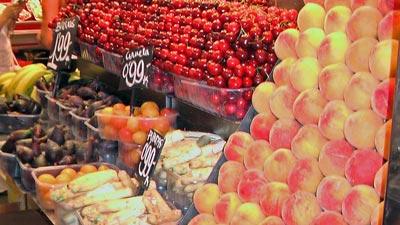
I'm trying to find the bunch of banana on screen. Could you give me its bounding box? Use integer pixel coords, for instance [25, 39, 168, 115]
[0, 63, 53, 99]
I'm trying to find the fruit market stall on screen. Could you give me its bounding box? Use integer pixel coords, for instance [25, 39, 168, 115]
[0, 0, 398, 224]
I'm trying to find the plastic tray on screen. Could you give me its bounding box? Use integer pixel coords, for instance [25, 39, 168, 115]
[85, 118, 119, 165]
[0, 150, 20, 178]
[95, 111, 178, 144]
[79, 41, 101, 65]
[0, 113, 40, 134]
[101, 50, 123, 75]
[18, 158, 35, 191]
[148, 66, 174, 94]
[70, 111, 89, 141]
[117, 142, 141, 175]
[57, 101, 75, 125]
[32, 163, 118, 211]
[36, 88, 50, 109]
[46, 95, 59, 122]
[173, 74, 253, 121]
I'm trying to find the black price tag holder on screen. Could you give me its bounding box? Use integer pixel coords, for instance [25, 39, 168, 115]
[118, 46, 154, 115]
[134, 129, 166, 194]
[47, 17, 79, 97]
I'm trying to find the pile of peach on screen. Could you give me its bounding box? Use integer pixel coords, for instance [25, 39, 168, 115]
[188, 0, 398, 224]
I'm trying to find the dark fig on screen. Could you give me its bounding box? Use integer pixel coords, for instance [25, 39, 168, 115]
[33, 124, 45, 138]
[1, 139, 16, 153]
[69, 95, 84, 108]
[33, 153, 47, 168]
[16, 145, 34, 163]
[104, 96, 121, 105]
[63, 140, 76, 155]
[45, 140, 63, 163]
[0, 102, 8, 114]
[77, 87, 97, 100]
[48, 126, 65, 145]
[98, 91, 108, 99]
[9, 129, 33, 141]
[58, 155, 76, 165]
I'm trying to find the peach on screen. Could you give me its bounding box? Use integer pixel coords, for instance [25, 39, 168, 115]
[311, 211, 347, 225]
[250, 113, 277, 141]
[345, 149, 384, 186]
[344, 110, 383, 149]
[324, 6, 351, 34]
[230, 203, 265, 225]
[289, 57, 321, 92]
[292, 89, 328, 125]
[346, 6, 383, 41]
[269, 119, 301, 150]
[318, 140, 354, 176]
[264, 148, 297, 182]
[316, 176, 352, 211]
[291, 125, 328, 159]
[342, 185, 380, 225]
[213, 192, 242, 224]
[378, 10, 400, 40]
[260, 182, 291, 217]
[224, 131, 254, 163]
[194, 183, 221, 214]
[274, 28, 300, 60]
[244, 140, 273, 170]
[351, 0, 378, 10]
[375, 119, 392, 160]
[374, 162, 388, 198]
[318, 63, 352, 100]
[345, 37, 378, 73]
[325, 0, 351, 9]
[371, 78, 395, 119]
[273, 58, 296, 87]
[297, 3, 326, 32]
[188, 214, 217, 225]
[253, 82, 276, 114]
[295, 28, 325, 58]
[378, 0, 399, 14]
[282, 191, 322, 225]
[237, 169, 268, 203]
[317, 32, 350, 67]
[369, 39, 399, 80]
[371, 201, 384, 225]
[259, 216, 285, 225]
[288, 158, 323, 193]
[269, 85, 299, 119]
[343, 72, 379, 110]
[218, 161, 245, 193]
[318, 100, 352, 140]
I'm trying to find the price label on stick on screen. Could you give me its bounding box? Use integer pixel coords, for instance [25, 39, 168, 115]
[136, 129, 165, 194]
[47, 17, 78, 71]
[119, 46, 154, 90]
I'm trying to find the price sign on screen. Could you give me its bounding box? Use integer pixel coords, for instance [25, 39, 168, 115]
[119, 46, 154, 90]
[136, 129, 165, 193]
[47, 17, 78, 72]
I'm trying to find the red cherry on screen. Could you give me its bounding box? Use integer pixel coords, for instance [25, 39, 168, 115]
[236, 109, 247, 120]
[226, 57, 240, 69]
[262, 31, 273, 44]
[203, 21, 213, 33]
[234, 64, 244, 77]
[244, 64, 256, 77]
[255, 49, 268, 65]
[224, 103, 237, 116]
[207, 62, 223, 76]
[243, 89, 253, 101]
[215, 76, 226, 87]
[211, 93, 221, 105]
[253, 74, 264, 86]
[236, 97, 249, 109]
[242, 77, 253, 87]
[222, 68, 234, 80]
[228, 76, 243, 89]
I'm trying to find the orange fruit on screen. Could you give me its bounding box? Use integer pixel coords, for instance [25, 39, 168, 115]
[133, 107, 141, 116]
[113, 103, 129, 116]
[132, 131, 147, 145]
[103, 125, 118, 139]
[61, 168, 77, 179]
[75, 171, 85, 179]
[99, 107, 113, 125]
[139, 119, 154, 132]
[140, 102, 159, 116]
[154, 117, 170, 135]
[127, 117, 140, 133]
[80, 164, 97, 173]
[98, 165, 110, 171]
[38, 174, 57, 185]
[56, 173, 72, 184]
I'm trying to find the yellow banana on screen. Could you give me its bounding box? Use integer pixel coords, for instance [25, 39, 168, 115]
[0, 79, 12, 95]
[14, 70, 52, 97]
[30, 86, 40, 102]
[6, 64, 47, 98]
[0, 72, 16, 84]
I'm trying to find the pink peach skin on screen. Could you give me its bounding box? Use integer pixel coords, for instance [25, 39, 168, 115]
[345, 149, 384, 186]
[282, 191, 322, 225]
[269, 119, 301, 150]
[244, 140, 273, 170]
[260, 182, 291, 217]
[311, 211, 348, 225]
[224, 131, 254, 163]
[316, 176, 352, 212]
[287, 158, 323, 193]
[318, 139, 354, 176]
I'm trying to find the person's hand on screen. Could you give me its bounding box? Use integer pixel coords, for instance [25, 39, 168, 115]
[2, 4, 23, 21]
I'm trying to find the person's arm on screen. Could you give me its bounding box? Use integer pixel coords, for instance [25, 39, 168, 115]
[40, 0, 64, 49]
[0, 4, 22, 30]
